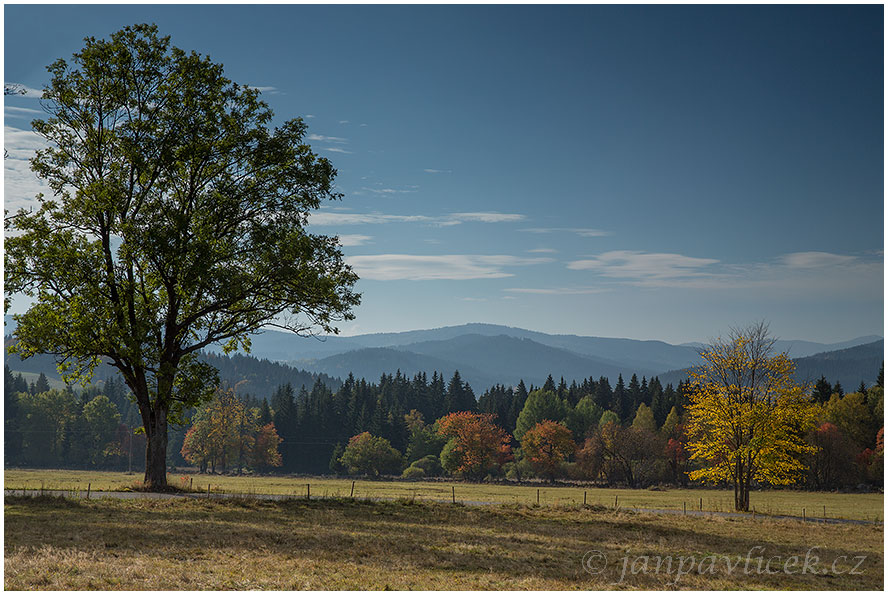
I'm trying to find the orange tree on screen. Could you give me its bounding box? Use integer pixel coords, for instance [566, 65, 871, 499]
[520, 420, 575, 480]
[686, 323, 816, 511]
[437, 412, 512, 480]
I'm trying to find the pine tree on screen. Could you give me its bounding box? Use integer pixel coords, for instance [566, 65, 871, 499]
[812, 376, 833, 403]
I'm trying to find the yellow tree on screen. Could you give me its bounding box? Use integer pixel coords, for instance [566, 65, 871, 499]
[686, 323, 816, 511]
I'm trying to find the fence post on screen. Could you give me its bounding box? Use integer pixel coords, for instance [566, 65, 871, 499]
[614, 495, 618, 508]
[451, 485, 455, 504]
[307, 483, 310, 500]
[537, 489, 540, 505]
[823, 505, 826, 519]
[803, 508, 806, 521]
[350, 481, 355, 498]
[699, 497, 702, 511]
[683, 501, 686, 515]
[207, 484, 211, 497]
[87, 483, 91, 500]
[584, 491, 587, 506]
[190, 478, 193, 490]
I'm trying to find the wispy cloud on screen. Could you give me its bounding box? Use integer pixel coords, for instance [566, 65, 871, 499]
[322, 147, 352, 154]
[338, 120, 350, 125]
[521, 227, 612, 237]
[4, 126, 51, 213]
[247, 85, 279, 94]
[305, 114, 315, 119]
[527, 248, 558, 254]
[308, 134, 348, 144]
[360, 186, 419, 195]
[337, 234, 373, 247]
[5, 105, 42, 117]
[568, 251, 719, 281]
[423, 168, 452, 174]
[565, 249, 883, 295]
[779, 252, 857, 268]
[310, 210, 525, 227]
[4, 83, 43, 98]
[450, 212, 525, 223]
[346, 254, 553, 281]
[504, 287, 609, 295]
[311, 212, 434, 226]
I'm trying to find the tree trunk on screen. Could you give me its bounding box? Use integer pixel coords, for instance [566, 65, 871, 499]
[143, 406, 169, 489]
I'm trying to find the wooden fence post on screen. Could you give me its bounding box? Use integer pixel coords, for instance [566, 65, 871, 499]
[87, 483, 91, 500]
[307, 483, 310, 500]
[350, 481, 355, 498]
[583, 491, 587, 506]
[537, 489, 540, 505]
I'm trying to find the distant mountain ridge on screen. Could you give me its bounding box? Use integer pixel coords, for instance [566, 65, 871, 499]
[5, 316, 881, 396]
[659, 340, 884, 390]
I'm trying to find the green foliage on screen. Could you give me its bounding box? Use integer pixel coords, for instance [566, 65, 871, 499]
[339, 432, 404, 476]
[822, 392, 876, 449]
[401, 464, 425, 480]
[4, 24, 359, 486]
[660, 406, 681, 437]
[564, 395, 603, 441]
[82, 395, 122, 466]
[439, 438, 462, 476]
[404, 410, 447, 464]
[598, 410, 619, 428]
[514, 389, 568, 440]
[631, 403, 656, 433]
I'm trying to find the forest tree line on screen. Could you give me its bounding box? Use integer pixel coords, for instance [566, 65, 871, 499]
[5, 361, 883, 490]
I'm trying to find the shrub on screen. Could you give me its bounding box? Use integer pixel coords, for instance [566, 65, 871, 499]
[401, 465, 425, 480]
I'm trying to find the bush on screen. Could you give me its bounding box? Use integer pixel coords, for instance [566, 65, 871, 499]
[401, 465, 425, 480]
[412, 454, 442, 477]
[339, 432, 404, 476]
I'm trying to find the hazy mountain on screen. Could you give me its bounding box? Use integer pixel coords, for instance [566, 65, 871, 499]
[4, 335, 339, 397]
[300, 333, 660, 391]
[791, 340, 884, 389]
[659, 340, 884, 390]
[299, 347, 498, 390]
[680, 335, 883, 359]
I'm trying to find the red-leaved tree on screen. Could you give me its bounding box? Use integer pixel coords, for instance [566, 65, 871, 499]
[520, 420, 575, 481]
[437, 412, 512, 480]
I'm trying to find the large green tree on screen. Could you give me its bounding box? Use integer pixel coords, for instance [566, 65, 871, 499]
[5, 24, 359, 488]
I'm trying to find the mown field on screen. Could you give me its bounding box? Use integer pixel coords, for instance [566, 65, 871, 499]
[4, 495, 883, 590]
[4, 468, 884, 521]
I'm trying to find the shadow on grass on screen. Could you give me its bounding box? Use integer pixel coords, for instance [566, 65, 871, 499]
[4, 496, 883, 589]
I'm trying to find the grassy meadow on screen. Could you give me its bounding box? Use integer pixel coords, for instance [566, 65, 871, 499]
[4, 495, 883, 590]
[4, 468, 883, 521]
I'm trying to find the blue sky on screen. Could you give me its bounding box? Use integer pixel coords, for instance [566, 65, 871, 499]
[4, 4, 884, 344]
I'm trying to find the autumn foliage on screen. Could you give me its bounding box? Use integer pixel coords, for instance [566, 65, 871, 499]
[686, 323, 816, 511]
[181, 388, 282, 473]
[520, 420, 575, 480]
[437, 412, 512, 479]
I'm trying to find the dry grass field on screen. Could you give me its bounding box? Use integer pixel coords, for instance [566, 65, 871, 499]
[4, 468, 883, 521]
[4, 495, 883, 590]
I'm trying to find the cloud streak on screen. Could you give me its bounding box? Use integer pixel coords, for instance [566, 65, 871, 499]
[520, 227, 612, 237]
[568, 250, 720, 280]
[337, 234, 373, 246]
[310, 210, 525, 227]
[347, 254, 553, 280]
[565, 249, 883, 296]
